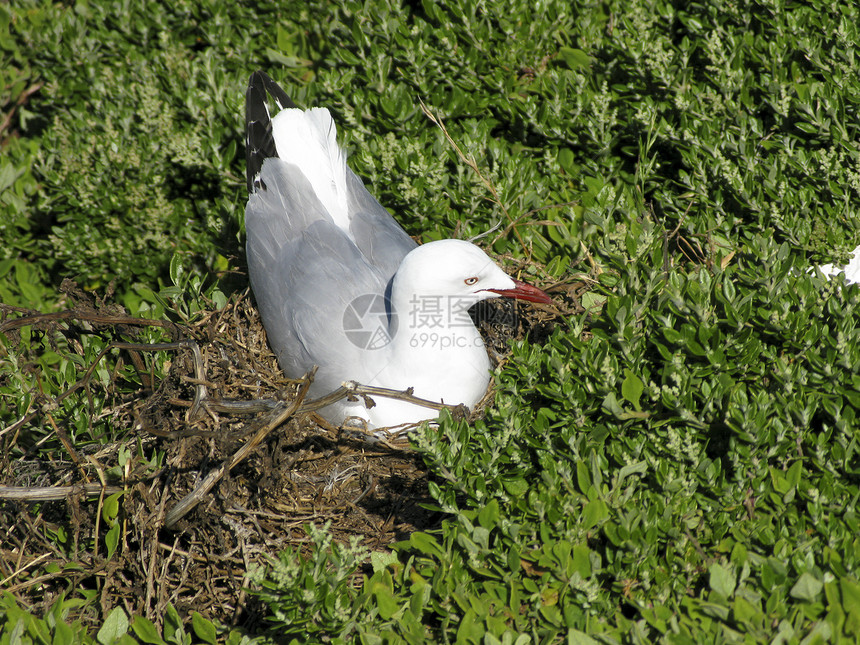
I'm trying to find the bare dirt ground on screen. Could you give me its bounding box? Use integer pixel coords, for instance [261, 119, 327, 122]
[0, 272, 583, 632]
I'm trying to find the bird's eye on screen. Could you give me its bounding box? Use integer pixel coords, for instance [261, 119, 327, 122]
[464, 276, 479, 286]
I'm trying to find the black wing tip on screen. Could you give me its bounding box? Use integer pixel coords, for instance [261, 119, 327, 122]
[245, 71, 300, 194]
[248, 71, 298, 110]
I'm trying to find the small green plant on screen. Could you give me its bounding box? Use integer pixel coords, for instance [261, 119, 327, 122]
[248, 522, 372, 643]
[0, 594, 252, 645]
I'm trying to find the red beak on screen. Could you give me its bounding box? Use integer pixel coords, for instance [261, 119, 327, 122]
[484, 278, 552, 304]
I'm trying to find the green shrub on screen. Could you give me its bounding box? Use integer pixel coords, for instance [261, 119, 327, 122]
[4, 0, 860, 641]
[2, 1, 266, 299]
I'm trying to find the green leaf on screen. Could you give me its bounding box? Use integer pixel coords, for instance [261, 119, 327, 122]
[105, 523, 120, 560]
[621, 369, 644, 410]
[370, 551, 398, 573]
[568, 630, 600, 645]
[785, 460, 803, 489]
[131, 617, 166, 645]
[456, 609, 483, 641]
[191, 613, 217, 645]
[559, 47, 591, 69]
[601, 392, 625, 418]
[502, 478, 528, 496]
[732, 595, 763, 626]
[576, 460, 591, 495]
[571, 545, 592, 578]
[408, 532, 443, 558]
[477, 499, 500, 529]
[840, 577, 860, 612]
[709, 563, 736, 598]
[374, 585, 400, 621]
[616, 460, 647, 484]
[163, 605, 185, 645]
[53, 619, 75, 645]
[168, 254, 184, 288]
[97, 607, 129, 645]
[790, 572, 824, 602]
[581, 499, 609, 530]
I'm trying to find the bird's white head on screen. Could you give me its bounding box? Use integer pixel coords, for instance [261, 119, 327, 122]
[392, 239, 551, 306]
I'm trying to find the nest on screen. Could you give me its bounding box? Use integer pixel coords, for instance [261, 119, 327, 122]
[0, 274, 584, 631]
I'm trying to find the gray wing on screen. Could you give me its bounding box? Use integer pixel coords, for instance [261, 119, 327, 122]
[246, 158, 411, 394]
[345, 168, 417, 277]
[244, 71, 418, 394]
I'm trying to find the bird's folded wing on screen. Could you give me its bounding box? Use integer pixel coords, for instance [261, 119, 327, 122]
[246, 158, 396, 393]
[345, 169, 417, 278]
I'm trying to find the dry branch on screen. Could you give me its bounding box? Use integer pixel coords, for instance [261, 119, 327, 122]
[0, 483, 123, 501]
[163, 368, 316, 528]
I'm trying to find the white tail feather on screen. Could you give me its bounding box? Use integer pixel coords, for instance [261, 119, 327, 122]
[270, 107, 350, 230]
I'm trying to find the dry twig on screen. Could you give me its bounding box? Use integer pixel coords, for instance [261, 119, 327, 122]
[418, 99, 530, 258]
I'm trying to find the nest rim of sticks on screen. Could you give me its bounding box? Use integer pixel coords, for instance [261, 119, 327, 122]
[0, 275, 582, 631]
